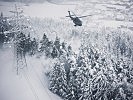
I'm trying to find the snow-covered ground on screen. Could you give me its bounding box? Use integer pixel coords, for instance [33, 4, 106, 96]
[0, 46, 61, 100]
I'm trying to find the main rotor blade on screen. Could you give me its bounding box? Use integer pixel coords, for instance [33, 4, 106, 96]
[78, 15, 92, 18]
[9, 10, 23, 14]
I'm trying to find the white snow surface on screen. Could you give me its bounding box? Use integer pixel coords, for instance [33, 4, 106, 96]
[0, 47, 62, 100]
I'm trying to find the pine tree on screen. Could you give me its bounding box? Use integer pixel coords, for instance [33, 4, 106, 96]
[0, 12, 10, 33]
[0, 32, 5, 48]
[51, 46, 59, 58]
[25, 33, 31, 53]
[30, 38, 38, 55]
[16, 32, 26, 56]
[49, 63, 68, 98]
[54, 36, 60, 51]
[39, 33, 49, 53]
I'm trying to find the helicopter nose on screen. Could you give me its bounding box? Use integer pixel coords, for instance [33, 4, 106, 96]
[79, 21, 82, 26]
[78, 22, 82, 26]
[79, 23, 82, 26]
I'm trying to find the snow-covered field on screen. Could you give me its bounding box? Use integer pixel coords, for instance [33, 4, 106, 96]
[0, 0, 133, 100]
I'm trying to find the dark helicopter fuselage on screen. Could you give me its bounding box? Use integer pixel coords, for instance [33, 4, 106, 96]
[71, 17, 82, 26]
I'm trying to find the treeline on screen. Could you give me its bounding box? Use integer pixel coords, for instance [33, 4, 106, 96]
[48, 43, 133, 100]
[7, 31, 73, 60]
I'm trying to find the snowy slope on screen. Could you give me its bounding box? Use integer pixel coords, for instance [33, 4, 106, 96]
[0, 46, 62, 100]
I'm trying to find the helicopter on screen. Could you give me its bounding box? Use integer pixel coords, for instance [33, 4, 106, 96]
[66, 11, 92, 26]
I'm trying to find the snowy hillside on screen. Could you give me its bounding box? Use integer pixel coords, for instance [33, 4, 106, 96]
[0, 46, 62, 100]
